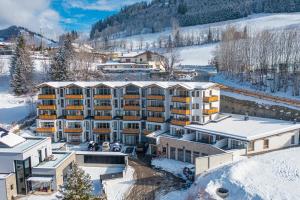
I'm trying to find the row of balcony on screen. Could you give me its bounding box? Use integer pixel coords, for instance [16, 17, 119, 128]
[38, 94, 218, 103]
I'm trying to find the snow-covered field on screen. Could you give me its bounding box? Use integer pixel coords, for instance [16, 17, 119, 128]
[162, 147, 300, 200]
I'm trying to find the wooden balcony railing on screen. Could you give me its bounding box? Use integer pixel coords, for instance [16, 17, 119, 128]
[65, 94, 84, 99]
[38, 94, 56, 99]
[123, 94, 140, 99]
[171, 119, 191, 126]
[123, 105, 140, 111]
[203, 107, 219, 115]
[39, 115, 57, 120]
[123, 128, 139, 134]
[94, 94, 112, 99]
[171, 108, 191, 115]
[66, 115, 84, 120]
[94, 105, 112, 110]
[36, 127, 55, 133]
[66, 105, 84, 110]
[147, 117, 165, 123]
[94, 116, 112, 120]
[123, 116, 141, 121]
[64, 128, 83, 133]
[38, 105, 56, 110]
[147, 95, 164, 100]
[147, 106, 164, 112]
[172, 96, 191, 103]
[93, 128, 111, 134]
[203, 95, 219, 103]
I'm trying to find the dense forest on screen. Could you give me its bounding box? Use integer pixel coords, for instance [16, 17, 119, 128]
[90, 0, 300, 40]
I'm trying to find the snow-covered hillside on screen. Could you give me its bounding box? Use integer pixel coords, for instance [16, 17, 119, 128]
[113, 13, 300, 65]
[166, 147, 300, 200]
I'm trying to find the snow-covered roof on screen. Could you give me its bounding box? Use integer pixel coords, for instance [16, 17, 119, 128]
[37, 81, 217, 90]
[119, 51, 146, 58]
[0, 137, 49, 153]
[0, 132, 26, 148]
[186, 114, 300, 141]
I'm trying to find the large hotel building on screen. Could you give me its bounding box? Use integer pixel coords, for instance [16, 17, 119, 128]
[36, 81, 220, 145]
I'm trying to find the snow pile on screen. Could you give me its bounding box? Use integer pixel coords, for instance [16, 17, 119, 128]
[151, 158, 194, 179]
[187, 147, 300, 200]
[103, 166, 135, 200]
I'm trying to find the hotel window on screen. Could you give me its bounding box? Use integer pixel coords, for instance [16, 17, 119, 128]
[263, 139, 269, 149]
[248, 141, 255, 151]
[196, 91, 200, 97]
[291, 135, 295, 145]
[60, 88, 64, 97]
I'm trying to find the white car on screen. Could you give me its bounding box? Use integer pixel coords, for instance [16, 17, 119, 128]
[102, 142, 110, 152]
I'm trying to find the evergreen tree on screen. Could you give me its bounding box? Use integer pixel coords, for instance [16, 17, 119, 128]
[207, 27, 213, 43]
[62, 164, 93, 200]
[10, 35, 33, 95]
[49, 34, 74, 81]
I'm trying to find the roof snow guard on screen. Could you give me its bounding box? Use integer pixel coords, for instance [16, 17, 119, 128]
[37, 81, 217, 90]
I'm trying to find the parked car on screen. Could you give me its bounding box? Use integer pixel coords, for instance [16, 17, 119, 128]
[88, 141, 99, 151]
[111, 142, 122, 152]
[183, 166, 195, 181]
[102, 141, 110, 152]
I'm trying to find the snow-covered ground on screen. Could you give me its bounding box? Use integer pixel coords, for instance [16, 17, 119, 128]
[103, 166, 135, 200]
[80, 166, 126, 196]
[222, 91, 300, 111]
[161, 147, 300, 200]
[212, 74, 300, 102]
[152, 158, 194, 179]
[0, 75, 33, 129]
[113, 13, 300, 65]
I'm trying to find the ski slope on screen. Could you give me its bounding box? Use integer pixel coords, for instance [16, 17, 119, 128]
[113, 13, 300, 65]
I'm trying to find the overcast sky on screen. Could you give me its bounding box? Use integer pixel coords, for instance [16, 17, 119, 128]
[0, 0, 148, 40]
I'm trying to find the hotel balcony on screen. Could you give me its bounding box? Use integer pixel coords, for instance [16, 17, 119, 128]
[38, 94, 56, 100]
[65, 94, 84, 99]
[94, 116, 112, 120]
[203, 107, 219, 115]
[93, 128, 111, 134]
[66, 115, 84, 120]
[38, 105, 56, 110]
[171, 119, 191, 126]
[147, 95, 164, 100]
[94, 105, 112, 110]
[94, 94, 112, 99]
[64, 128, 83, 133]
[36, 127, 55, 133]
[123, 116, 141, 121]
[171, 108, 191, 115]
[123, 128, 140, 134]
[39, 115, 57, 120]
[66, 105, 84, 110]
[123, 105, 140, 111]
[123, 94, 140, 99]
[147, 106, 164, 112]
[147, 117, 165, 123]
[203, 95, 219, 103]
[172, 96, 191, 103]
